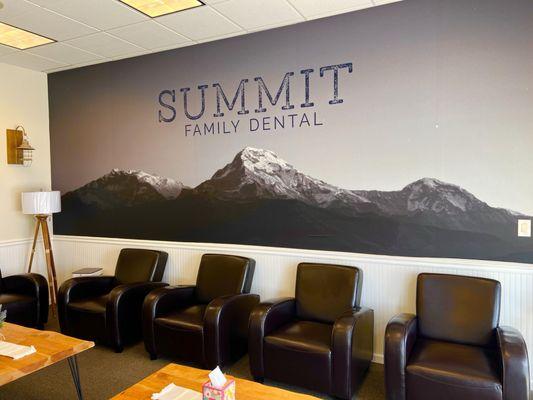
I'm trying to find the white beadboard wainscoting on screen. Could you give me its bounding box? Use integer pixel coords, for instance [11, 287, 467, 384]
[53, 235, 533, 376]
[0, 238, 47, 277]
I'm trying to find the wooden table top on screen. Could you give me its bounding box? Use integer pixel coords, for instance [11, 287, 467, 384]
[0, 322, 94, 386]
[111, 363, 320, 400]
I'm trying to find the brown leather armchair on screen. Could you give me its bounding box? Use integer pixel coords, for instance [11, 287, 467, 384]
[0, 271, 49, 328]
[385, 273, 530, 400]
[143, 254, 258, 369]
[58, 248, 168, 352]
[248, 263, 374, 400]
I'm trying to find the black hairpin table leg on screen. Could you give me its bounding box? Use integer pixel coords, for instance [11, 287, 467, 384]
[68, 355, 84, 400]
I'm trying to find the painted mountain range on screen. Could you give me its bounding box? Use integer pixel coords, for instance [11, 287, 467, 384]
[56, 147, 533, 264]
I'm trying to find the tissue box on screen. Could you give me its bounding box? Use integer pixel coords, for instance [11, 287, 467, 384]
[202, 379, 235, 400]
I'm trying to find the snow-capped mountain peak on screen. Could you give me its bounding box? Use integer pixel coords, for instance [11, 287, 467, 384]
[214, 147, 295, 180]
[239, 147, 294, 174]
[401, 177, 479, 213]
[406, 177, 446, 189]
[105, 169, 184, 200]
[63, 169, 185, 209]
[197, 147, 375, 213]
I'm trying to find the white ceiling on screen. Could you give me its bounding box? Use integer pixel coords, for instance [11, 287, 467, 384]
[0, 0, 402, 74]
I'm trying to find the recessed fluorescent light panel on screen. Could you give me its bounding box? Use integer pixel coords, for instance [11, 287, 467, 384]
[119, 0, 204, 18]
[0, 22, 54, 50]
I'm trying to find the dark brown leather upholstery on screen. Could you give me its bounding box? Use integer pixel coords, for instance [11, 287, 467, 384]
[296, 263, 362, 323]
[385, 273, 530, 400]
[114, 248, 166, 284]
[248, 263, 374, 400]
[58, 248, 168, 352]
[417, 273, 500, 346]
[143, 254, 258, 369]
[0, 271, 48, 328]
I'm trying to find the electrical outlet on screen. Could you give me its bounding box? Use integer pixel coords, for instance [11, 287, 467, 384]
[517, 219, 531, 237]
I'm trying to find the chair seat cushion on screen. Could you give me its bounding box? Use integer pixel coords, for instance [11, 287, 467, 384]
[265, 320, 332, 353]
[0, 293, 37, 327]
[155, 304, 207, 332]
[406, 339, 502, 400]
[0, 293, 35, 305]
[68, 294, 109, 314]
[263, 320, 333, 393]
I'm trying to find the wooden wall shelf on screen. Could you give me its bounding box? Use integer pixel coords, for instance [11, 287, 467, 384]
[6, 129, 23, 165]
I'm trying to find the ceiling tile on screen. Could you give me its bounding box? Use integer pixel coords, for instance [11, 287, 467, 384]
[149, 41, 196, 53]
[3, 6, 97, 41]
[39, 0, 148, 31]
[111, 49, 151, 60]
[118, 0, 203, 18]
[44, 57, 114, 73]
[287, 0, 372, 19]
[373, 0, 403, 5]
[24, 0, 63, 6]
[0, 51, 65, 71]
[156, 6, 242, 41]
[0, 0, 40, 18]
[1, 0, 403, 72]
[0, 44, 18, 56]
[43, 65, 72, 74]
[65, 32, 145, 58]
[196, 30, 245, 43]
[213, 0, 303, 30]
[65, 57, 114, 71]
[247, 18, 304, 33]
[108, 21, 190, 50]
[26, 42, 103, 65]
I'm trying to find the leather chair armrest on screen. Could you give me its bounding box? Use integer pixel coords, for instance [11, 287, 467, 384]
[332, 307, 374, 399]
[248, 297, 296, 379]
[106, 281, 168, 351]
[59, 276, 116, 303]
[497, 326, 530, 400]
[204, 293, 260, 368]
[142, 285, 196, 358]
[384, 313, 418, 400]
[108, 282, 169, 312]
[57, 276, 116, 334]
[2, 273, 49, 327]
[3, 273, 46, 296]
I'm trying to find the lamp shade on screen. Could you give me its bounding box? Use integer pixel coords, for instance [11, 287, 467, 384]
[21, 191, 61, 215]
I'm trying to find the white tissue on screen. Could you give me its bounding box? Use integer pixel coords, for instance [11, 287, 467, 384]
[208, 366, 227, 389]
[151, 383, 201, 400]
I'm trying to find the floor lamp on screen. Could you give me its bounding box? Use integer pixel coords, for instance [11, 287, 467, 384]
[22, 191, 61, 313]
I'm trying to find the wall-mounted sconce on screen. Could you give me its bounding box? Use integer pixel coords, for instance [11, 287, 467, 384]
[6, 126, 34, 166]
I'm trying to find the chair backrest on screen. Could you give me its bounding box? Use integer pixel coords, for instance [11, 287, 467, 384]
[295, 263, 362, 324]
[114, 248, 168, 284]
[417, 273, 501, 347]
[195, 254, 255, 304]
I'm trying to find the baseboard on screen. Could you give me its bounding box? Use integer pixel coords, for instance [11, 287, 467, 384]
[373, 354, 384, 364]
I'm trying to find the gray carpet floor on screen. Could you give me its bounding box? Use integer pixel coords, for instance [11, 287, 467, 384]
[0, 316, 385, 400]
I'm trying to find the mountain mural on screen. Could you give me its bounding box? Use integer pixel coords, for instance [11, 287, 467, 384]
[55, 147, 533, 264]
[196, 148, 377, 214]
[354, 178, 522, 238]
[62, 168, 186, 210]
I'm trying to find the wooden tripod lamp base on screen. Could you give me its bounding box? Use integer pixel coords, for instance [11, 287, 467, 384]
[28, 215, 59, 312]
[22, 191, 62, 314]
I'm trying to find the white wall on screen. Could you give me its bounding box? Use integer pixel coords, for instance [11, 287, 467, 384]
[51, 235, 533, 379]
[0, 63, 50, 276]
[0, 63, 51, 241]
